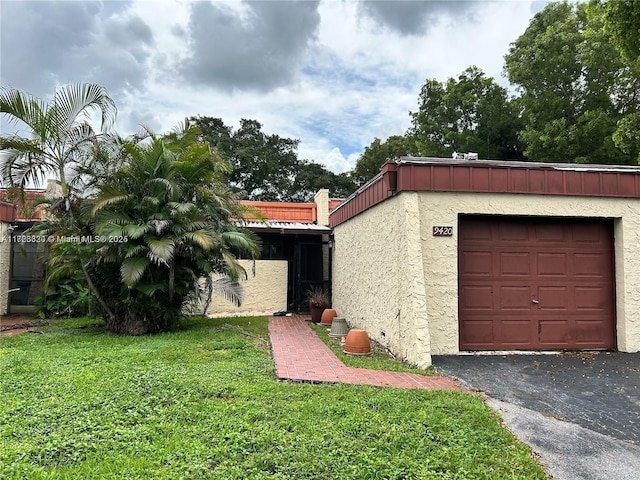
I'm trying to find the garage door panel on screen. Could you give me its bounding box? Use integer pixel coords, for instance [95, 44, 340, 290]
[500, 252, 531, 276]
[498, 221, 529, 242]
[575, 253, 609, 277]
[461, 286, 493, 310]
[537, 253, 568, 276]
[539, 319, 571, 347]
[460, 251, 492, 276]
[460, 320, 494, 346]
[538, 286, 569, 310]
[499, 320, 533, 346]
[573, 224, 606, 243]
[460, 220, 491, 241]
[535, 223, 566, 242]
[575, 287, 610, 310]
[459, 216, 615, 351]
[575, 321, 612, 346]
[500, 286, 532, 310]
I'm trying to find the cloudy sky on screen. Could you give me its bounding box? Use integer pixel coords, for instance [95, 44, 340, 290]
[0, 0, 550, 173]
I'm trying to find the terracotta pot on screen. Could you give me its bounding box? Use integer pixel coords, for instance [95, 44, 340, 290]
[310, 305, 325, 323]
[320, 308, 337, 326]
[343, 329, 372, 356]
[329, 317, 349, 338]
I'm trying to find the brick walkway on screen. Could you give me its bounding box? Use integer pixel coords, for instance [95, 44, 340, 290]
[268, 315, 466, 391]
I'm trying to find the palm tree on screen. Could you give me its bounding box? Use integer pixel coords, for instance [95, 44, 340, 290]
[0, 83, 117, 195]
[87, 124, 259, 334]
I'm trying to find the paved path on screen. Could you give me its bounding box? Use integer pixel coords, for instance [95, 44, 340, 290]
[268, 315, 464, 391]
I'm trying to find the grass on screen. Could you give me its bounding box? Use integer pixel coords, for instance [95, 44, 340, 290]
[0, 316, 550, 479]
[309, 322, 435, 374]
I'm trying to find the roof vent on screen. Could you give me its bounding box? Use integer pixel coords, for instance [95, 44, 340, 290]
[453, 152, 478, 160]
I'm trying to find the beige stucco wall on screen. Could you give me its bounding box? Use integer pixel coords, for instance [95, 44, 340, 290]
[333, 191, 640, 364]
[0, 222, 10, 315]
[418, 191, 640, 354]
[206, 259, 288, 316]
[332, 193, 432, 368]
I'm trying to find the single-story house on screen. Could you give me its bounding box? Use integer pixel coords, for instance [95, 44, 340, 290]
[201, 189, 340, 316]
[330, 157, 640, 368]
[0, 184, 340, 317]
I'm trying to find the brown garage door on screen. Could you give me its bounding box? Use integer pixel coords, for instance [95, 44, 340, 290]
[458, 216, 616, 350]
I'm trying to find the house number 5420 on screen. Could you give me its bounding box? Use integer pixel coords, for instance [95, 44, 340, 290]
[432, 226, 453, 237]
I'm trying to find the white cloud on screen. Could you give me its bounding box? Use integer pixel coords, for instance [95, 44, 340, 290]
[1, 0, 550, 173]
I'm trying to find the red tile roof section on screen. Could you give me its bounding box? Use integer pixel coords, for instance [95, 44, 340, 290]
[241, 201, 317, 224]
[0, 189, 47, 221]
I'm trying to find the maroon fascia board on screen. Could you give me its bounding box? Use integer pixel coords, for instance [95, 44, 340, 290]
[329, 158, 640, 228]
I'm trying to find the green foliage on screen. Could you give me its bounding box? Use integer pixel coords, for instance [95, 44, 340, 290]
[410, 66, 523, 161]
[88, 124, 259, 334]
[291, 160, 356, 201]
[352, 135, 417, 187]
[191, 116, 357, 201]
[0, 316, 550, 479]
[0, 83, 116, 194]
[191, 116, 300, 201]
[596, 0, 640, 69]
[36, 272, 97, 319]
[505, 1, 639, 164]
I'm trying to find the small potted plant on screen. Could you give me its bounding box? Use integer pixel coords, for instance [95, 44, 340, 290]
[306, 286, 329, 323]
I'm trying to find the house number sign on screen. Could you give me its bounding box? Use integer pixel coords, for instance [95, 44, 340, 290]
[432, 226, 453, 237]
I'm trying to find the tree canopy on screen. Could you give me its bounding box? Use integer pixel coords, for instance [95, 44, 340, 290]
[505, 0, 639, 164]
[191, 115, 356, 201]
[410, 66, 523, 161]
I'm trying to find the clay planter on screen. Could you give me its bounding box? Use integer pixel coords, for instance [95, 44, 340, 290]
[320, 308, 337, 326]
[310, 305, 325, 323]
[329, 318, 349, 338]
[343, 329, 372, 356]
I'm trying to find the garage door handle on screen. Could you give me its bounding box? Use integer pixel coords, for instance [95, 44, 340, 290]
[532, 299, 539, 304]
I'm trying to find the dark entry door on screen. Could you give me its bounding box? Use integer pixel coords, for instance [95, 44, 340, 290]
[291, 238, 324, 312]
[9, 223, 46, 313]
[458, 216, 616, 350]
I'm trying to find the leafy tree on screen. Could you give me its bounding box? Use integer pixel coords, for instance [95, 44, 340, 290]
[191, 116, 299, 201]
[32, 123, 259, 335]
[352, 135, 417, 187]
[290, 160, 357, 201]
[504, 1, 639, 164]
[596, 0, 640, 69]
[0, 83, 116, 194]
[410, 66, 523, 161]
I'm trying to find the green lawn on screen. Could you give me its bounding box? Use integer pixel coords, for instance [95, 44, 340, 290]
[0, 316, 550, 479]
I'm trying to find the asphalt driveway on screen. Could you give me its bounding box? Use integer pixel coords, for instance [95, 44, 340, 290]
[433, 352, 640, 480]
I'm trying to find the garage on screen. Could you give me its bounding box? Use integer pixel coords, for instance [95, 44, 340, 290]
[331, 156, 640, 367]
[459, 215, 616, 350]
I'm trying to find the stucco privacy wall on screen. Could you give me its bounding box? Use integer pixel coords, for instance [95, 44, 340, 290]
[332, 192, 433, 368]
[206, 259, 288, 316]
[0, 222, 10, 315]
[419, 191, 640, 354]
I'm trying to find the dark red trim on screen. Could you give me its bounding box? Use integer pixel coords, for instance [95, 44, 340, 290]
[330, 159, 640, 227]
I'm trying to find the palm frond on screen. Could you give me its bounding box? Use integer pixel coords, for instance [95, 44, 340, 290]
[180, 229, 218, 250]
[146, 237, 175, 263]
[120, 257, 150, 286]
[92, 192, 132, 214]
[211, 276, 244, 307]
